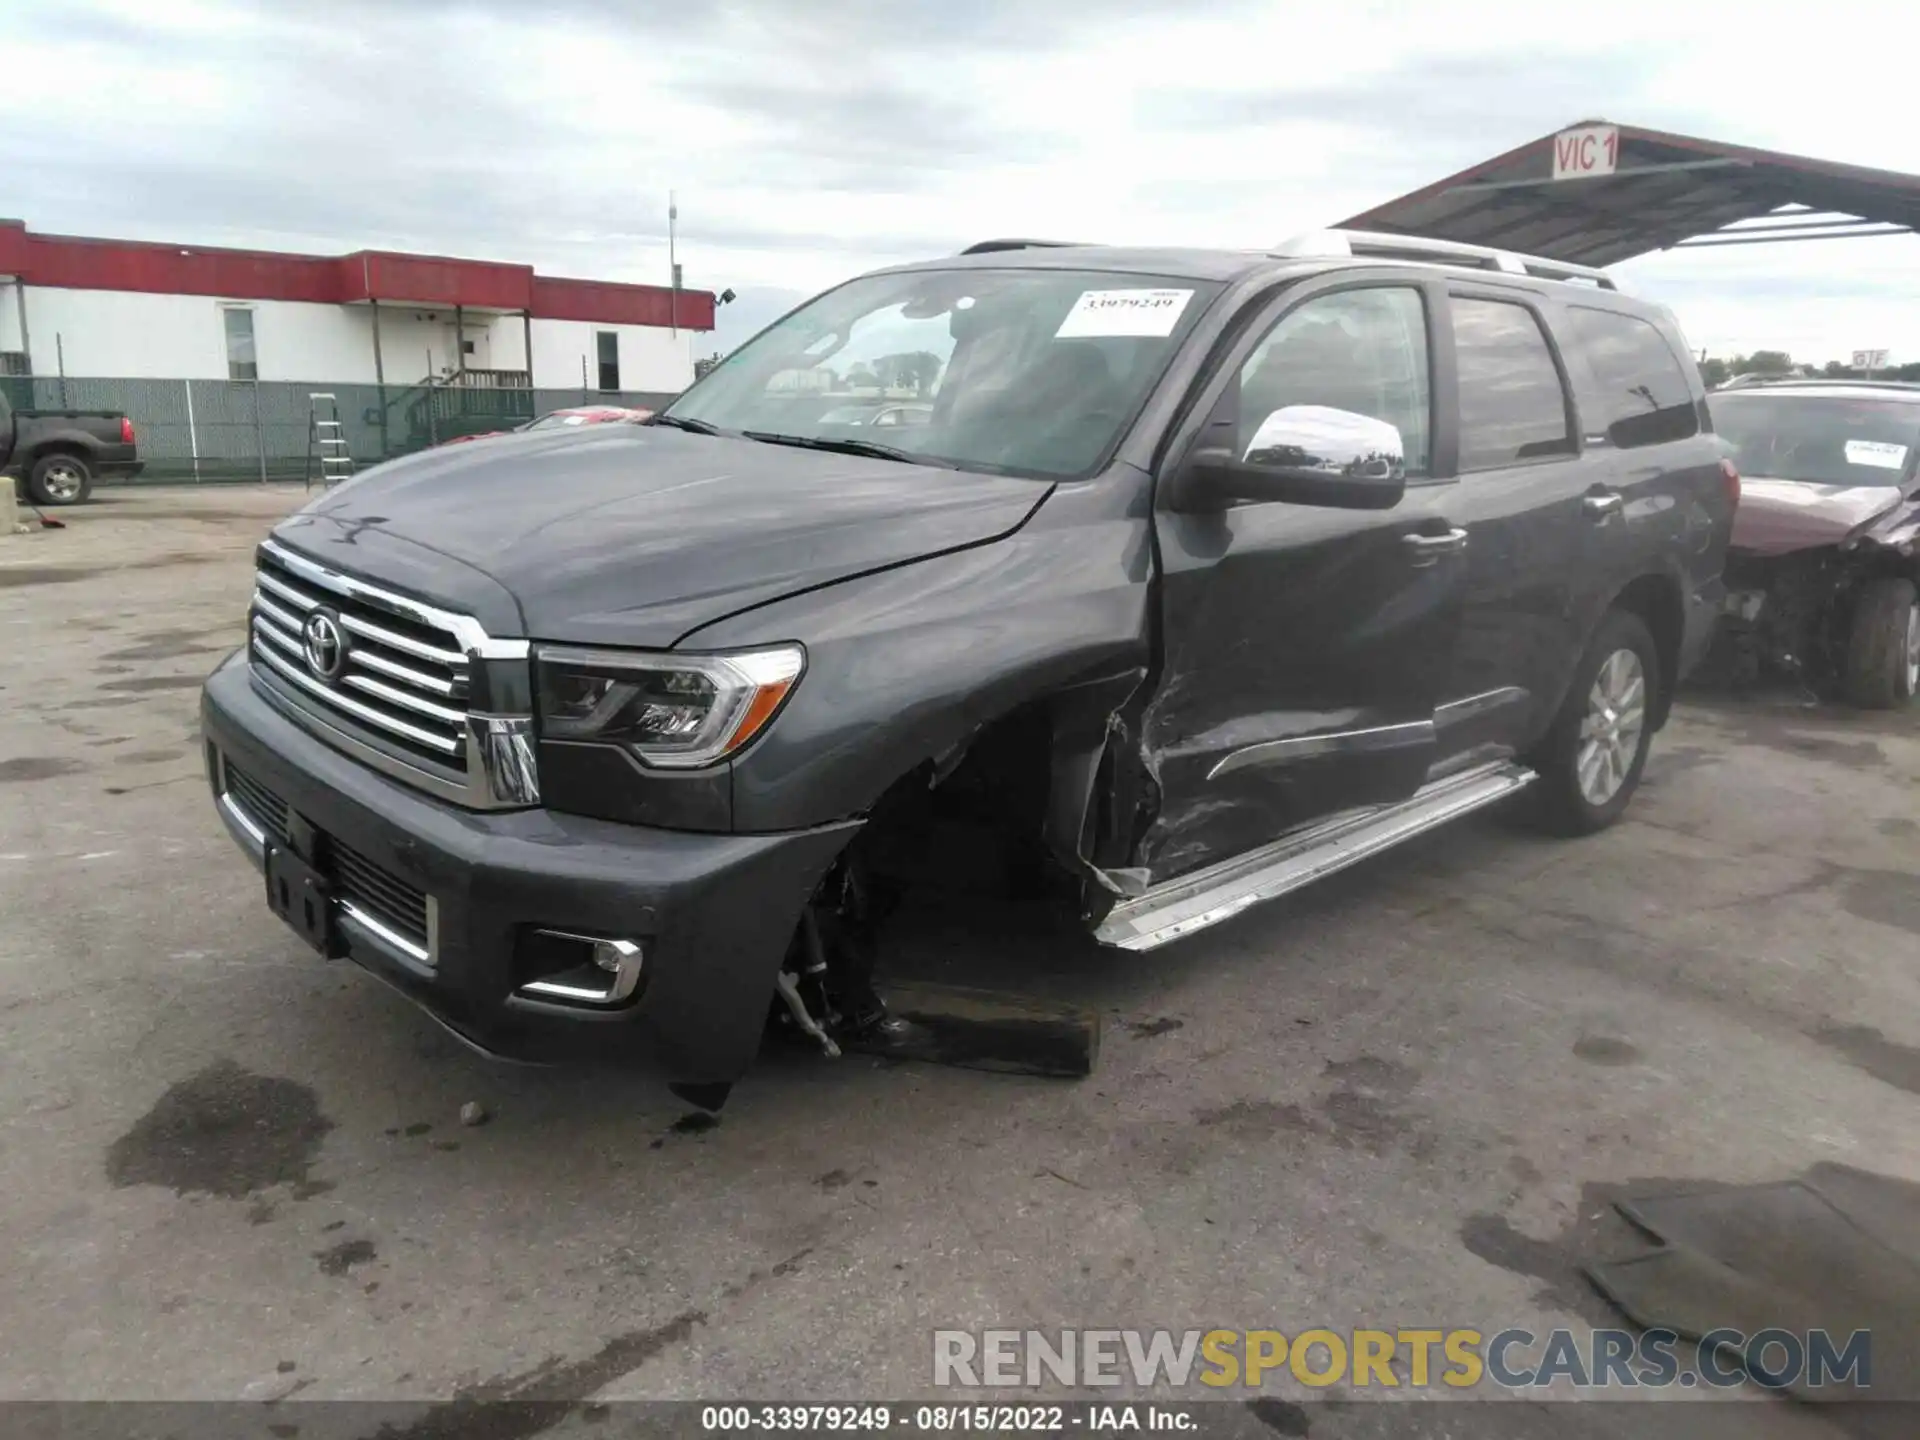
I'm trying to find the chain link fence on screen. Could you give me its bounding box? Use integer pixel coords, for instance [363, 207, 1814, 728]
[1, 375, 679, 485]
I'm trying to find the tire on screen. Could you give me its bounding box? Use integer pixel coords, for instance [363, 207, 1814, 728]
[1842, 577, 1919, 709]
[1527, 610, 1661, 836]
[27, 451, 94, 506]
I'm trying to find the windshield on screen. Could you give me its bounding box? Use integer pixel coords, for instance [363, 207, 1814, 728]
[1712, 394, 1919, 487]
[665, 267, 1221, 478]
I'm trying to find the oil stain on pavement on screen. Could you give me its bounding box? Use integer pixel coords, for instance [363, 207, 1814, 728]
[0, 757, 85, 782]
[1573, 1036, 1643, 1066]
[376, 1311, 708, 1440]
[105, 1058, 334, 1200]
[315, 1237, 378, 1277]
[1808, 1023, 1920, 1097]
[1192, 1056, 1427, 1159]
[1837, 868, 1920, 936]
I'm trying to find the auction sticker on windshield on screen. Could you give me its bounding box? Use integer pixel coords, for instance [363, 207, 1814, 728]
[1056, 288, 1194, 338]
[1845, 439, 1909, 470]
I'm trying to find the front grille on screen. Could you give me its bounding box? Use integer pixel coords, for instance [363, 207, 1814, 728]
[222, 757, 433, 957]
[331, 837, 431, 947]
[248, 545, 472, 774]
[224, 762, 288, 840]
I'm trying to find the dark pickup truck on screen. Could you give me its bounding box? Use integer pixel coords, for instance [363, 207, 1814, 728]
[201, 229, 1735, 1104]
[0, 391, 144, 505]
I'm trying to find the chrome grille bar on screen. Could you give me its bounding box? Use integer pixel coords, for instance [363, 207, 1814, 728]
[245, 539, 538, 810]
[252, 547, 472, 764]
[260, 538, 528, 661]
[340, 670, 468, 724]
[350, 646, 458, 696]
[337, 612, 467, 668]
[252, 629, 464, 756]
[256, 568, 468, 668]
[252, 589, 306, 635]
[256, 569, 319, 613]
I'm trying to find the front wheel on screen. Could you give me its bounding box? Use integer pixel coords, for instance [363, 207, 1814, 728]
[1842, 577, 1918, 710]
[27, 451, 94, 506]
[1527, 610, 1661, 836]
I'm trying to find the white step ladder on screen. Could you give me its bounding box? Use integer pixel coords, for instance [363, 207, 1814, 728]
[305, 394, 355, 490]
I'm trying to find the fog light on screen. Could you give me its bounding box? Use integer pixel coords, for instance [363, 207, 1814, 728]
[514, 930, 645, 1006]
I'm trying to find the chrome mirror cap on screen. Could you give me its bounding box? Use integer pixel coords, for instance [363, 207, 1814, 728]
[1244, 405, 1406, 482]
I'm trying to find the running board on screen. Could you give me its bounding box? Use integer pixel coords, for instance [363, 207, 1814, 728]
[1094, 761, 1536, 951]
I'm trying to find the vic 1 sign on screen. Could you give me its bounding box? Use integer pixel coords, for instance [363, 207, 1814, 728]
[1552, 125, 1619, 180]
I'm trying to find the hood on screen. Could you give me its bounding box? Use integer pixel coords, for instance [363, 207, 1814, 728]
[1730, 477, 1912, 557]
[272, 425, 1052, 646]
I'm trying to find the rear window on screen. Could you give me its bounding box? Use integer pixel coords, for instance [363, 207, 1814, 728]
[1452, 297, 1575, 470]
[1565, 307, 1699, 449]
[1710, 394, 1919, 486]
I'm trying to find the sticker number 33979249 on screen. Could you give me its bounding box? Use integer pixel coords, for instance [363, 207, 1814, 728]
[1055, 288, 1195, 339]
[1845, 439, 1909, 470]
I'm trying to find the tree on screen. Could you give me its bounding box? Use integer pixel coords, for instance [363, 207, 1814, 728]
[1699, 356, 1730, 388]
[901, 350, 944, 395]
[869, 351, 944, 395]
[1733, 350, 1794, 377]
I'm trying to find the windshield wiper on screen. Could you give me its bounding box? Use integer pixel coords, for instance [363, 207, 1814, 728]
[742, 430, 936, 465]
[648, 414, 720, 435]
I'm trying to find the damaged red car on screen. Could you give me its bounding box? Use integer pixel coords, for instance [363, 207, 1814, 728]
[1713, 381, 1920, 707]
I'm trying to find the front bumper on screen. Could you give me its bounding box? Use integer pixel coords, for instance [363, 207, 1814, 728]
[201, 651, 858, 1083]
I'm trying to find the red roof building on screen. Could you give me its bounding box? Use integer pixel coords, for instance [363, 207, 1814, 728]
[0, 219, 714, 393]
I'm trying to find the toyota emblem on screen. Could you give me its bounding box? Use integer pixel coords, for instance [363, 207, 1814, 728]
[302, 608, 348, 682]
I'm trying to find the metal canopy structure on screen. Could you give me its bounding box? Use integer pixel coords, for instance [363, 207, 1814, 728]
[1338, 121, 1920, 266]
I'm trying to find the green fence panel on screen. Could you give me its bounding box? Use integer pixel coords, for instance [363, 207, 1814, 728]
[6, 376, 681, 485]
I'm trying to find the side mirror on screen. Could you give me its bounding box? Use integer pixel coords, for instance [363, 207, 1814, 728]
[1171, 405, 1408, 513]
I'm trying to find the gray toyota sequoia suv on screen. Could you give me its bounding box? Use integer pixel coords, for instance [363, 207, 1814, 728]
[202, 229, 1736, 1101]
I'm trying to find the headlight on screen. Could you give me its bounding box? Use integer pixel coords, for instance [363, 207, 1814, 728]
[535, 644, 804, 769]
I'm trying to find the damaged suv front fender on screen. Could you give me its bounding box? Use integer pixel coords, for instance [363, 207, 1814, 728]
[677, 475, 1156, 854]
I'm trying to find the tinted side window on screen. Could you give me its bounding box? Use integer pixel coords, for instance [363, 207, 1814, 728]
[1565, 306, 1699, 448]
[1235, 287, 1432, 475]
[1452, 297, 1574, 470]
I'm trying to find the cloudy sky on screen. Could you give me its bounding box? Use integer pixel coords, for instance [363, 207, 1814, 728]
[4, 0, 1917, 364]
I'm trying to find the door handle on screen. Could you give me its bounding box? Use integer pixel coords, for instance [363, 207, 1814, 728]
[1402, 528, 1468, 567]
[1584, 489, 1625, 520]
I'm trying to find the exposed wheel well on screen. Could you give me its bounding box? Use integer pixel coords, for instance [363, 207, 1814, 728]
[855, 700, 1062, 900]
[1609, 573, 1683, 728]
[24, 442, 95, 478]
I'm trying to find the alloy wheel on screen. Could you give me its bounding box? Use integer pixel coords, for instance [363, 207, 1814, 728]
[40, 461, 85, 502]
[1575, 647, 1646, 807]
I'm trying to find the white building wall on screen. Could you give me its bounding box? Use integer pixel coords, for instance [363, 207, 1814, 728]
[249, 299, 377, 382]
[23, 289, 233, 378]
[10, 287, 693, 391]
[529, 319, 693, 393]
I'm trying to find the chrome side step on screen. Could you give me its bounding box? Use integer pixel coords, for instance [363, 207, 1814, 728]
[1094, 761, 1536, 951]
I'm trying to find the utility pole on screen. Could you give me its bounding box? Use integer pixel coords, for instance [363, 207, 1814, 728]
[668, 191, 681, 336]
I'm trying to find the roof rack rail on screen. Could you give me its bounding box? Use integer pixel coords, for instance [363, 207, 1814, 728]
[1714, 376, 1920, 392]
[1272, 229, 1621, 291]
[958, 239, 1090, 255]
